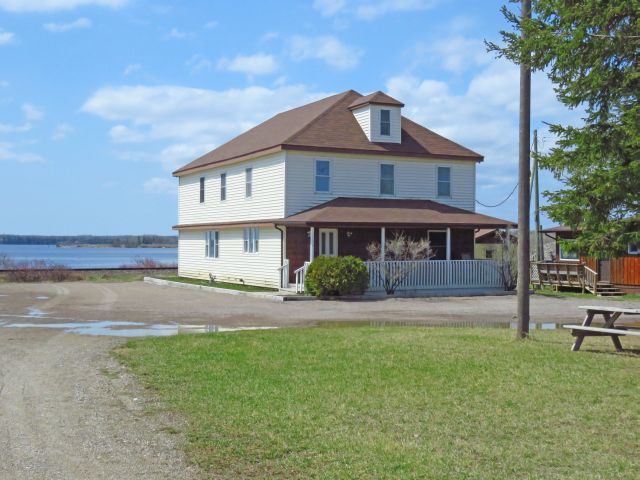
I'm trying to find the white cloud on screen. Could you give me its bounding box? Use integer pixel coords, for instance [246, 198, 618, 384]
[43, 17, 91, 32]
[313, 0, 436, 20]
[313, 0, 346, 16]
[0, 0, 126, 12]
[0, 122, 30, 133]
[186, 54, 213, 73]
[217, 53, 278, 76]
[421, 35, 489, 73]
[123, 63, 141, 76]
[204, 20, 217, 29]
[143, 177, 176, 195]
[52, 122, 73, 140]
[22, 103, 43, 121]
[260, 31, 279, 43]
[82, 83, 331, 170]
[0, 80, 8, 87]
[289, 35, 361, 69]
[0, 29, 15, 45]
[0, 142, 43, 162]
[166, 27, 191, 40]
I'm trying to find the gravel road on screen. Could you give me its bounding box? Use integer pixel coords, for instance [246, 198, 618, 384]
[0, 281, 638, 479]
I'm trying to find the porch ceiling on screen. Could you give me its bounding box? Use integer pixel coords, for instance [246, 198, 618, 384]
[278, 197, 515, 229]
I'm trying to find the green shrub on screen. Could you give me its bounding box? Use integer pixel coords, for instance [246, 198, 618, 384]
[304, 256, 369, 296]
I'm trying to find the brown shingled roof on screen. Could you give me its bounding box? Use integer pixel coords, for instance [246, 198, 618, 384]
[347, 91, 404, 109]
[279, 197, 514, 228]
[174, 89, 483, 176]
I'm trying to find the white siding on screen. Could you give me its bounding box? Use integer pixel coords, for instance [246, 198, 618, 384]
[370, 105, 401, 143]
[352, 106, 371, 140]
[178, 227, 282, 288]
[351, 105, 402, 143]
[178, 152, 285, 225]
[285, 151, 476, 215]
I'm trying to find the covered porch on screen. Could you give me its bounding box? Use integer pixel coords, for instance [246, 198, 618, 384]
[276, 197, 514, 293]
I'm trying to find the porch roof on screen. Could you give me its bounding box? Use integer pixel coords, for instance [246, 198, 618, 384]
[278, 197, 514, 229]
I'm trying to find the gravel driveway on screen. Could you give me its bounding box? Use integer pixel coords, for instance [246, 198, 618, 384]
[1, 281, 638, 479]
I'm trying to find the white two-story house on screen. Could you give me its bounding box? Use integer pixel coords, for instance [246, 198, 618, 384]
[174, 90, 512, 288]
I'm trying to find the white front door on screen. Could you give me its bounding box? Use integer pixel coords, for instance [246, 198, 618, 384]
[319, 228, 338, 256]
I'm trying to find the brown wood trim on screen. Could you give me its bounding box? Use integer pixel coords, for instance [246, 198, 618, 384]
[281, 145, 483, 162]
[174, 220, 278, 231]
[278, 221, 514, 229]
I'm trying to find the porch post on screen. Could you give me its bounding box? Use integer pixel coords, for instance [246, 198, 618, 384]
[381, 227, 386, 260]
[446, 227, 451, 260]
[309, 226, 315, 262]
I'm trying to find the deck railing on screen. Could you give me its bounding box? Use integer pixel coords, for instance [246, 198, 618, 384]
[366, 259, 504, 292]
[277, 259, 289, 289]
[532, 262, 598, 294]
[294, 262, 309, 293]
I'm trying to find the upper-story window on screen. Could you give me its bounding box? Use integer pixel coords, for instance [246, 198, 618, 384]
[380, 163, 395, 195]
[245, 167, 253, 197]
[380, 109, 390, 136]
[220, 173, 227, 201]
[437, 166, 451, 197]
[205, 230, 219, 258]
[199, 177, 205, 203]
[243, 227, 259, 253]
[315, 160, 331, 192]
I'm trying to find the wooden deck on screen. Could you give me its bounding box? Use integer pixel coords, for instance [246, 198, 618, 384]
[532, 262, 624, 296]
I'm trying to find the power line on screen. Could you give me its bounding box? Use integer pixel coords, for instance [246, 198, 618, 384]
[476, 182, 519, 208]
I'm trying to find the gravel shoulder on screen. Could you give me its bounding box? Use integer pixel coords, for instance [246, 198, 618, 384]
[0, 280, 638, 479]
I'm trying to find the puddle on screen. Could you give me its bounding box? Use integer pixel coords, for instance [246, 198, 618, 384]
[35, 296, 50, 300]
[317, 320, 569, 330]
[0, 320, 278, 337]
[26, 308, 48, 317]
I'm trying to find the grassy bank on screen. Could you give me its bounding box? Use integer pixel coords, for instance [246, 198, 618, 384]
[158, 275, 277, 292]
[117, 327, 640, 479]
[533, 285, 640, 301]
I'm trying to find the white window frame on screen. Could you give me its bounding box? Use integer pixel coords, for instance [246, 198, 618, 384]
[628, 242, 639, 255]
[319, 228, 338, 257]
[379, 162, 395, 196]
[205, 230, 219, 258]
[245, 167, 253, 198]
[437, 166, 452, 198]
[380, 109, 391, 136]
[314, 159, 331, 193]
[243, 227, 259, 254]
[220, 172, 227, 201]
[559, 240, 580, 262]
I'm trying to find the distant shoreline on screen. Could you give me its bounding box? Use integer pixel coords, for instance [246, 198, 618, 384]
[55, 243, 177, 249]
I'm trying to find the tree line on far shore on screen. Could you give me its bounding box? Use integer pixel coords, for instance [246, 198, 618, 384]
[0, 234, 178, 247]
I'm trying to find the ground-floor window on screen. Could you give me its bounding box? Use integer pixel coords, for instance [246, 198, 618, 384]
[559, 240, 579, 261]
[205, 230, 219, 258]
[629, 242, 639, 255]
[243, 227, 259, 253]
[485, 248, 494, 259]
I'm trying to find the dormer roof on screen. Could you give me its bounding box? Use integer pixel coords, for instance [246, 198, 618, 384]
[347, 91, 404, 110]
[173, 89, 482, 176]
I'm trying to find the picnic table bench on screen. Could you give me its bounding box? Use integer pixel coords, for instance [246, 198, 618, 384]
[563, 306, 640, 352]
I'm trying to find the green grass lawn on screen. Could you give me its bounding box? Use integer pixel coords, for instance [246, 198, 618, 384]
[159, 275, 277, 292]
[533, 285, 640, 301]
[117, 327, 640, 479]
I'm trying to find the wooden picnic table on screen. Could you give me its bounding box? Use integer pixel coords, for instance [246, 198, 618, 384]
[563, 306, 640, 352]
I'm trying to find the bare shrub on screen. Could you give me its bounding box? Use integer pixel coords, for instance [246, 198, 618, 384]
[1, 256, 80, 282]
[367, 231, 434, 294]
[494, 230, 517, 291]
[120, 257, 177, 268]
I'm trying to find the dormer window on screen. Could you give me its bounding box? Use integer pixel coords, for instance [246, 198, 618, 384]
[380, 109, 390, 136]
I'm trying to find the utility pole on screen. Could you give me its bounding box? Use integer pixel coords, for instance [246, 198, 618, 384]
[533, 129, 543, 262]
[517, 0, 531, 339]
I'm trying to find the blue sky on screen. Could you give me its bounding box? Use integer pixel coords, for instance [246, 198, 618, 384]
[0, 0, 574, 235]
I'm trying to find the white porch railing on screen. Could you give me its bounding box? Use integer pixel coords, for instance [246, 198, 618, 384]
[366, 259, 504, 292]
[277, 259, 290, 289]
[294, 261, 310, 293]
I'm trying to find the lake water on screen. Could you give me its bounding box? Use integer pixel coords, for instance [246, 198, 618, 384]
[0, 244, 177, 269]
